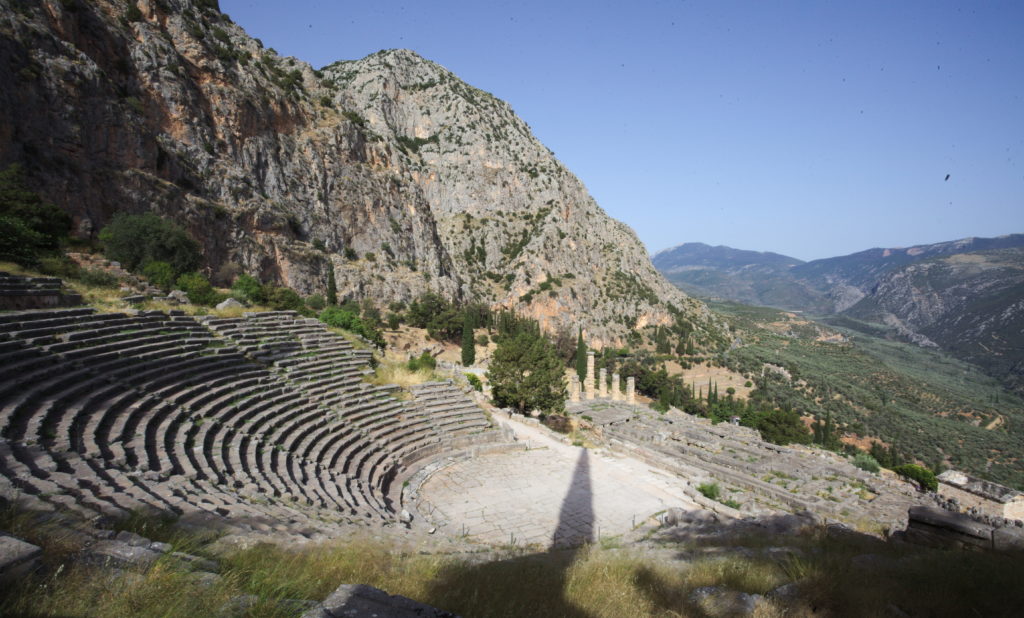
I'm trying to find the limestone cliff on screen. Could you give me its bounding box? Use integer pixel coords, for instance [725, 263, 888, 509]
[0, 0, 717, 344]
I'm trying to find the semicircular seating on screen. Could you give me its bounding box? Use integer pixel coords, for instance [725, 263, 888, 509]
[0, 306, 504, 535]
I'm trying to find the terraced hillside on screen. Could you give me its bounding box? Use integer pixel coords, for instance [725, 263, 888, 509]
[0, 306, 504, 533]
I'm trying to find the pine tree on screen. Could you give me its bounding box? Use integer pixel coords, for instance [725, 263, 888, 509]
[326, 266, 337, 306]
[487, 331, 566, 414]
[575, 328, 587, 381]
[461, 312, 476, 366]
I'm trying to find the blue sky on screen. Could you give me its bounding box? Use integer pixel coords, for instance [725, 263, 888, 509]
[221, 1, 1023, 261]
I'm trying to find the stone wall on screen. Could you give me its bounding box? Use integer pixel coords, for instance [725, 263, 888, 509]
[904, 506, 1024, 553]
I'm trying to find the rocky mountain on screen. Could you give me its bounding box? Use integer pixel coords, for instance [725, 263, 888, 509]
[651, 243, 822, 309]
[0, 0, 717, 346]
[843, 248, 1024, 394]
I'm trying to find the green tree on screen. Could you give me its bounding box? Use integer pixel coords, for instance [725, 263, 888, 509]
[0, 163, 70, 250]
[326, 266, 337, 306]
[574, 328, 587, 381]
[488, 331, 566, 414]
[893, 464, 938, 492]
[319, 306, 383, 346]
[755, 408, 811, 446]
[99, 213, 201, 275]
[461, 312, 476, 366]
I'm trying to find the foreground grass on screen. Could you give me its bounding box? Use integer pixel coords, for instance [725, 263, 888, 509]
[366, 358, 444, 389]
[4, 520, 1023, 617]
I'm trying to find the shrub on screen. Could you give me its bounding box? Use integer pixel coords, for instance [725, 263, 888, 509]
[37, 255, 81, 279]
[0, 164, 71, 250]
[0, 215, 44, 266]
[319, 306, 383, 346]
[231, 273, 263, 304]
[406, 351, 436, 372]
[175, 272, 220, 305]
[893, 464, 938, 492]
[386, 313, 401, 330]
[305, 294, 325, 311]
[142, 260, 176, 291]
[264, 285, 305, 312]
[465, 373, 482, 392]
[852, 452, 881, 474]
[98, 213, 201, 276]
[697, 482, 721, 501]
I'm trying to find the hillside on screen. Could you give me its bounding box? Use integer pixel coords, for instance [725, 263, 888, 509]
[654, 235, 1024, 393]
[712, 300, 1024, 489]
[843, 248, 1024, 394]
[0, 0, 717, 346]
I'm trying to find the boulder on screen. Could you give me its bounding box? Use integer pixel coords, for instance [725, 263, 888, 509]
[301, 584, 458, 618]
[216, 297, 245, 310]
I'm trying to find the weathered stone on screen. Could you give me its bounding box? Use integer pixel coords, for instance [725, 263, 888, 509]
[216, 297, 245, 310]
[611, 373, 621, 401]
[115, 530, 151, 547]
[585, 352, 595, 400]
[168, 290, 191, 304]
[81, 540, 161, 570]
[301, 584, 458, 618]
[598, 367, 607, 398]
[0, 535, 42, 581]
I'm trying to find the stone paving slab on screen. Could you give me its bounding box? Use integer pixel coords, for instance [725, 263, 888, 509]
[419, 425, 699, 548]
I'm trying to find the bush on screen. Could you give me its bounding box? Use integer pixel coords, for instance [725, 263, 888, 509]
[305, 294, 326, 311]
[0, 164, 70, 250]
[386, 313, 401, 330]
[142, 261, 176, 291]
[264, 285, 305, 312]
[697, 482, 721, 500]
[853, 452, 881, 474]
[176, 272, 220, 305]
[319, 306, 383, 346]
[99, 213, 201, 276]
[0, 215, 44, 266]
[37, 255, 82, 279]
[231, 273, 263, 304]
[893, 464, 938, 492]
[465, 373, 482, 392]
[407, 351, 436, 372]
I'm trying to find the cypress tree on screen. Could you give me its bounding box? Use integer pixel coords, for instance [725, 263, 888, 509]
[326, 266, 337, 306]
[461, 312, 476, 366]
[575, 328, 587, 381]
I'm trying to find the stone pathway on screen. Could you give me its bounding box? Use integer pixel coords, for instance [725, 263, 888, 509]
[418, 415, 700, 548]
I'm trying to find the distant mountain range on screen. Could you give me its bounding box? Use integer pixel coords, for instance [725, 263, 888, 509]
[653, 235, 1024, 394]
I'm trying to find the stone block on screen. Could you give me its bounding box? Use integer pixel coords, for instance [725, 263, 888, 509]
[908, 506, 993, 539]
[81, 540, 162, 570]
[0, 535, 42, 582]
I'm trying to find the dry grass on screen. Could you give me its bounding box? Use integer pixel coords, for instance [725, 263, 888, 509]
[4, 520, 1024, 617]
[365, 359, 444, 389]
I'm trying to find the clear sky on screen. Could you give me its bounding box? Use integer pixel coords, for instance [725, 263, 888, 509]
[221, 0, 1023, 261]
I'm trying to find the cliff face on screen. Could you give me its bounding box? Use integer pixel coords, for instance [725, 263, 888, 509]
[0, 0, 716, 344]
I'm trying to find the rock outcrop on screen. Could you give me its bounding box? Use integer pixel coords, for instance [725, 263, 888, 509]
[0, 0, 717, 344]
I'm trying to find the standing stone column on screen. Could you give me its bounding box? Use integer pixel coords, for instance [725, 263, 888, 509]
[598, 368, 607, 398]
[611, 373, 621, 401]
[626, 376, 636, 405]
[585, 351, 595, 400]
[569, 374, 580, 403]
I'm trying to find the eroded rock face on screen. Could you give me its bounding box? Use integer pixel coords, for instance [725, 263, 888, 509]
[0, 0, 719, 344]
